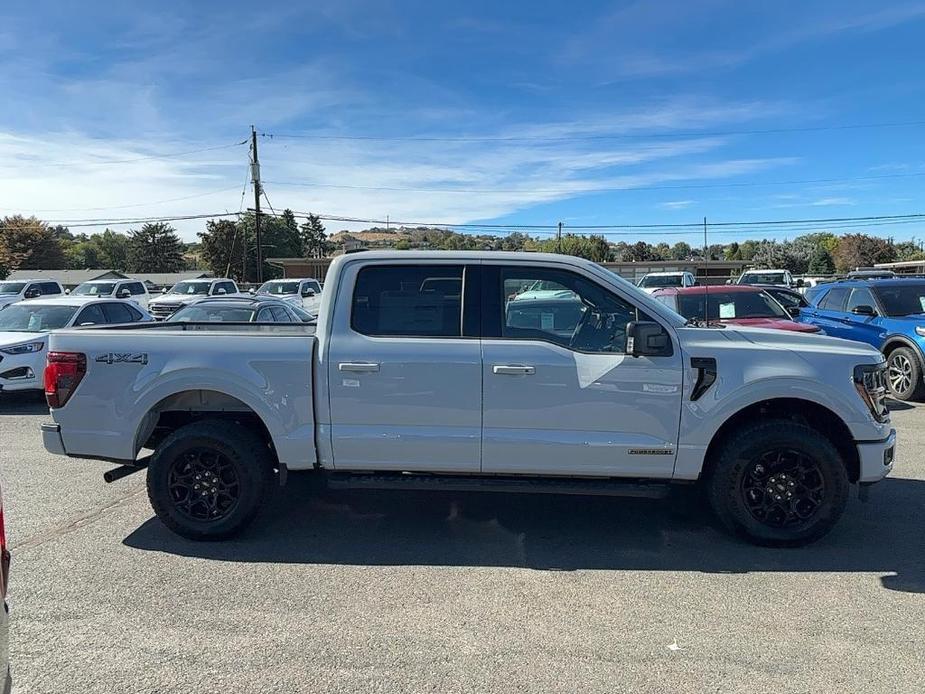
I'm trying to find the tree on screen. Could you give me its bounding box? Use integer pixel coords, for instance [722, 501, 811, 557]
[669, 241, 692, 260]
[299, 214, 328, 258]
[65, 239, 103, 269]
[536, 234, 612, 261]
[807, 246, 835, 274]
[621, 241, 657, 262]
[894, 239, 925, 262]
[724, 242, 742, 261]
[127, 222, 186, 272]
[199, 219, 248, 281]
[738, 239, 761, 261]
[0, 215, 66, 270]
[832, 233, 896, 273]
[96, 230, 131, 270]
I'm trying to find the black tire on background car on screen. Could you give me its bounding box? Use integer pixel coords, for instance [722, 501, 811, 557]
[706, 420, 849, 547]
[885, 346, 925, 402]
[147, 420, 273, 541]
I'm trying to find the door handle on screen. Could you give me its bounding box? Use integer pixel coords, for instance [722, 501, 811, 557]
[338, 362, 380, 373]
[492, 364, 535, 375]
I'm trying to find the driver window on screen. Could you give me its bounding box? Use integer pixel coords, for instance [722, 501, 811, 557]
[500, 268, 641, 353]
[847, 288, 876, 313]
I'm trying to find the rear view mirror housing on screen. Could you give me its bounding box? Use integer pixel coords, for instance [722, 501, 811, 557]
[852, 304, 877, 317]
[627, 321, 673, 358]
[786, 306, 801, 318]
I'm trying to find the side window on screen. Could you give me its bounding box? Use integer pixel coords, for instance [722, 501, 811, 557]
[847, 288, 877, 313]
[129, 282, 146, 296]
[226, 282, 238, 294]
[101, 302, 136, 323]
[40, 282, 62, 295]
[820, 287, 849, 311]
[269, 306, 290, 322]
[255, 307, 274, 322]
[496, 267, 643, 353]
[75, 304, 106, 326]
[351, 265, 464, 337]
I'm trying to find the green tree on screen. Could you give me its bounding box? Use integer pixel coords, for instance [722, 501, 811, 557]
[127, 222, 186, 272]
[0, 215, 66, 270]
[65, 239, 103, 268]
[96, 229, 131, 270]
[894, 239, 925, 262]
[537, 234, 612, 261]
[299, 213, 328, 258]
[724, 242, 742, 260]
[807, 245, 836, 274]
[199, 219, 248, 281]
[669, 241, 692, 260]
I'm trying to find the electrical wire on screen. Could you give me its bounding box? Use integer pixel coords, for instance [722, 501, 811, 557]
[18, 140, 248, 169]
[259, 119, 925, 143]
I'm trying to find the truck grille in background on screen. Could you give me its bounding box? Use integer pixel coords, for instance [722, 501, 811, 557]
[149, 303, 180, 319]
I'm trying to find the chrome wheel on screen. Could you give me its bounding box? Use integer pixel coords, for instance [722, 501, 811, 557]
[889, 353, 914, 395]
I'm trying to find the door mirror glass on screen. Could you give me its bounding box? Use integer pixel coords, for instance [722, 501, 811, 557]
[117, 288, 131, 298]
[24, 288, 41, 298]
[216, 287, 227, 295]
[851, 304, 876, 316]
[302, 288, 315, 297]
[627, 321, 672, 357]
[786, 305, 801, 317]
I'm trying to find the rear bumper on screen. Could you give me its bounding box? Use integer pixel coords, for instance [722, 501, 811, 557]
[41, 422, 67, 456]
[856, 429, 896, 483]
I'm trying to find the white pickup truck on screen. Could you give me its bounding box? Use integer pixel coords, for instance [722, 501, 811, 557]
[40, 251, 895, 546]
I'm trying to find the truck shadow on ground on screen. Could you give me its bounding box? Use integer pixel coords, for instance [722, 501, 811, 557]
[0, 391, 48, 415]
[124, 474, 925, 594]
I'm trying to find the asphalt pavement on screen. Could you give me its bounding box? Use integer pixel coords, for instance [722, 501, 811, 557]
[1, 391, 923, 693]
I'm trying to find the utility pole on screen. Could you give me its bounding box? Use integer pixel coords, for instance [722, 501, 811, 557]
[250, 125, 263, 284]
[557, 221, 563, 253]
[703, 216, 708, 260]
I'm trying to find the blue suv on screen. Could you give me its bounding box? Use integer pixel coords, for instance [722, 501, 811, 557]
[802, 278, 925, 401]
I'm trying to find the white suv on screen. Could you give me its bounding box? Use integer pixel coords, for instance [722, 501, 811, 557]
[0, 279, 64, 310]
[70, 279, 151, 309]
[148, 278, 241, 320]
[637, 271, 696, 294]
[736, 269, 795, 288]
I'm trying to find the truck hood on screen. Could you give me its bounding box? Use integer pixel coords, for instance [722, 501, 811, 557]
[695, 324, 882, 360]
[0, 296, 19, 309]
[0, 331, 46, 346]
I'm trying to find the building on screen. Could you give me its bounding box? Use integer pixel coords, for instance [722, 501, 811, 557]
[5, 269, 127, 290]
[267, 256, 750, 285]
[874, 260, 925, 275]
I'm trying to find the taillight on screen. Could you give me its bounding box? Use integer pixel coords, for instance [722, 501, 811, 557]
[44, 351, 87, 409]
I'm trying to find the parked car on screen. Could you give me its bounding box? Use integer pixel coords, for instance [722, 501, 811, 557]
[255, 278, 322, 314]
[752, 285, 810, 313]
[70, 279, 151, 309]
[0, 480, 10, 693]
[735, 269, 796, 288]
[651, 286, 821, 333]
[636, 271, 696, 294]
[847, 269, 896, 280]
[166, 296, 310, 323]
[0, 298, 151, 393]
[801, 278, 925, 400]
[41, 251, 894, 547]
[0, 279, 64, 310]
[147, 278, 241, 320]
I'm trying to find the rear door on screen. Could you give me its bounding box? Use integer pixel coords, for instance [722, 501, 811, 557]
[805, 286, 850, 337]
[480, 263, 682, 478]
[327, 262, 481, 472]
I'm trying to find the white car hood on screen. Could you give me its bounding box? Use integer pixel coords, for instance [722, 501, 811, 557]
[684, 323, 882, 360]
[0, 296, 19, 308]
[0, 331, 46, 347]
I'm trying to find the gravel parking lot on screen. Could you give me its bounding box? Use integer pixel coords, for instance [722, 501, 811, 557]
[1, 392, 923, 693]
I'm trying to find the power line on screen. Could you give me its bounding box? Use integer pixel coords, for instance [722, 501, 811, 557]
[259, 119, 925, 143]
[262, 170, 925, 195]
[18, 140, 248, 169]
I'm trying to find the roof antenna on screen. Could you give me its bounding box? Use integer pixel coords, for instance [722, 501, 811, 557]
[702, 216, 709, 326]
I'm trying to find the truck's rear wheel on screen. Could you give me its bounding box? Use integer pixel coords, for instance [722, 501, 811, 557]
[147, 420, 272, 540]
[706, 420, 849, 546]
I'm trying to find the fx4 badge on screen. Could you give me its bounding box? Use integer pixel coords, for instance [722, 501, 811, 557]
[95, 352, 148, 365]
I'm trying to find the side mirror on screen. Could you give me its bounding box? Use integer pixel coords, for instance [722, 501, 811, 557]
[725, 279, 733, 285]
[216, 287, 227, 295]
[796, 279, 805, 288]
[627, 321, 673, 358]
[24, 288, 41, 299]
[302, 288, 315, 297]
[852, 304, 876, 317]
[786, 306, 801, 317]
[117, 288, 131, 298]
[64, 288, 71, 295]
[161, 287, 168, 294]
[248, 288, 256, 295]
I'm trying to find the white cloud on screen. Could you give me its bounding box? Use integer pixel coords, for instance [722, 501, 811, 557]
[810, 197, 856, 206]
[660, 200, 696, 209]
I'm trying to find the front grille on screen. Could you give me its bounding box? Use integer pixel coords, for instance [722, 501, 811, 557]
[149, 303, 180, 319]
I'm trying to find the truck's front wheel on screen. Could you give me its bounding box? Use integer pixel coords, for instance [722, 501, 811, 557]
[706, 420, 849, 546]
[147, 420, 273, 540]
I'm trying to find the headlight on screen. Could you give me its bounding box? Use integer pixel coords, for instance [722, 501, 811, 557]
[853, 363, 889, 423]
[916, 326, 925, 337]
[1, 341, 45, 355]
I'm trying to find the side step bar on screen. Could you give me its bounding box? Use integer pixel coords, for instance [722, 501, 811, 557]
[324, 472, 671, 499]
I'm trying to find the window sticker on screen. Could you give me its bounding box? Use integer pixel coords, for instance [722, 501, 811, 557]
[541, 313, 555, 330]
[719, 302, 736, 319]
[920, 296, 925, 312]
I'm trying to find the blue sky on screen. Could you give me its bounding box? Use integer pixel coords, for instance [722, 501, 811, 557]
[1, 0, 924, 243]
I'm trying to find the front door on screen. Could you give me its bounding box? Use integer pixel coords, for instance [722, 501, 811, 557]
[327, 263, 481, 472]
[480, 264, 683, 478]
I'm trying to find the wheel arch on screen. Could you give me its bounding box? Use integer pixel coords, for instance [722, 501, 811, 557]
[702, 397, 860, 483]
[881, 334, 925, 367]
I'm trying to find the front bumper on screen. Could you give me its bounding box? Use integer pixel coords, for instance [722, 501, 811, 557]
[856, 428, 896, 483]
[0, 351, 43, 392]
[41, 422, 67, 456]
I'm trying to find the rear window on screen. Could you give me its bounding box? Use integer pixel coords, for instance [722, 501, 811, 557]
[819, 287, 850, 311]
[351, 265, 464, 337]
[676, 291, 787, 321]
[639, 274, 683, 288]
[739, 272, 786, 285]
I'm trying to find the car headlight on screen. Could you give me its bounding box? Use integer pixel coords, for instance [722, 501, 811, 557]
[853, 363, 889, 423]
[1, 341, 44, 355]
[916, 326, 925, 337]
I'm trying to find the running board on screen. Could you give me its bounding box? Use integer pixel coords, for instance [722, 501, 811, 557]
[324, 472, 671, 499]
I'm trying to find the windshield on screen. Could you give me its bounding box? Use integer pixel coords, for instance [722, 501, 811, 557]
[0, 304, 78, 331]
[168, 305, 256, 322]
[739, 272, 786, 285]
[0, 282, 26, 295]
[169, 282, 211, 296]
[639, 275, 683, 288]
[258, 281, 300, 295]
[677, 291, 788, 321]
[73, 282, 116, 296]
[289, 304, 315, 322]
[873, 284, 925, 317]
